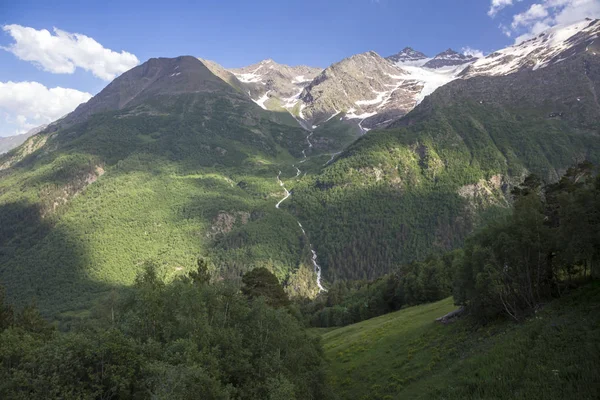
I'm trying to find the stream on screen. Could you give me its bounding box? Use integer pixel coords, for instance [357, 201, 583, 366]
[274, 130, 327, 292]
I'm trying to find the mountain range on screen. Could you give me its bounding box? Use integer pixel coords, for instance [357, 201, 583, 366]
[1, 18, 599, 315]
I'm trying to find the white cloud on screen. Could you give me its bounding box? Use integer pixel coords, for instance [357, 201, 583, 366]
[496, 0, 600, 43]
[2, 25, 139, 81]
[462, 47, 485, 58]
[489, 0, 523, 17]
[511, 3, 549, 28]
[513, 20, 554, 43]
[0, 81, 92, 136]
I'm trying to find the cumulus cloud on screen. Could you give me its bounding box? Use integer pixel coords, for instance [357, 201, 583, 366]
[1, 25, 139, 81]
[0, 81, 92, 136]
[462, 47, 485, 58]
[493, 0, 600, 43]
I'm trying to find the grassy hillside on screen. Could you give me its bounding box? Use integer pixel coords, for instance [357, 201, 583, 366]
[320, 283, 600, 400]
[0, 90, 323, 315]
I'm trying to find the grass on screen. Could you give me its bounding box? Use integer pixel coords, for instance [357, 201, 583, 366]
[320, 282, 600, 400]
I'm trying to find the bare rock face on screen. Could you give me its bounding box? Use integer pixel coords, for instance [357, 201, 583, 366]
[207, 211, 251, 237]
[228, 59, 322, 111]
[295, 51, 423, 130]
[41, 164, 105, 216]
[458, 174, 510, 209]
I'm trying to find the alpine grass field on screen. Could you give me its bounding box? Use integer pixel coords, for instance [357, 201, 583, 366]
[320, 283, 600, 400]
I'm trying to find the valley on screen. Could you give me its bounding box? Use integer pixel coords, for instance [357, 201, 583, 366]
[1, 19, 600, 314]
[1, 12, 600, 399]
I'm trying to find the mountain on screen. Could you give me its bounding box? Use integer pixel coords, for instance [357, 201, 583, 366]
[2, 19, 600, 316]
[385, 47, 429, 65]
[289, 22, 600, 281]
[58, 56, 236, 128]
[293, 51, 422, 132]
[462, 18, 600, 78]
[291, 49, 474, 137]
[0, 124, 47, 154]
[0, 56, 320, 314]
[422, 48, 477, 69]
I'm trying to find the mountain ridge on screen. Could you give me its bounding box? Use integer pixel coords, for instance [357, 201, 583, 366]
[1, 18, 600, 315]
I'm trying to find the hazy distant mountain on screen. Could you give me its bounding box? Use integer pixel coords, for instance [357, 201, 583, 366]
[0, 124, 47, 154]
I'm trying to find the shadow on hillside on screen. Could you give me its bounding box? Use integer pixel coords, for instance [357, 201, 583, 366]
[291, 183, 480, 282]
[0, 200, 121, 318]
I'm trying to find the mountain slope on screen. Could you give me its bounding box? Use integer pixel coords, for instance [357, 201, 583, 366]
[0, 56, 321, 315]
[228, 59, 322, 111]
[296, 51, 422, 131]
[2, 19, 600, 316]
[289, 43, 600, 281]
[321, 283, 600, 400]
[463, 18, 600, 78]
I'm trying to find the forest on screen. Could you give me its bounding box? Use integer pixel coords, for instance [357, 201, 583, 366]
[0, 263, 330, 399]
[0, 162, 598, 398]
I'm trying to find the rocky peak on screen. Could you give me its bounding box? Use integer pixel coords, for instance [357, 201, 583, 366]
[228, 59, 322, 109]
[386, 47, 428, 65]
[294, 50, 421, 129]
[423, 49, 477, 69]
[61, 56, 232, 125]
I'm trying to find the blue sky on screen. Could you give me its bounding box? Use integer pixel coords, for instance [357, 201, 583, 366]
[1, 0, 598, 136]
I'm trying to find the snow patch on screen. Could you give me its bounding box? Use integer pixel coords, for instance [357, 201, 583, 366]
[355, 91, 388, 106]
[234, 65, 264, 83]
[467, 19, 599, 77]
[252, 90, 271, 110]
[345, 110, 377, 119]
